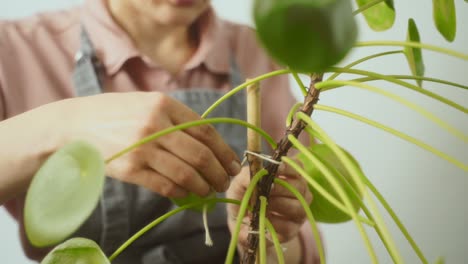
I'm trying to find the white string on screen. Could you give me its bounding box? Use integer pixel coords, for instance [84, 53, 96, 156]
[243, 150, 282, 165]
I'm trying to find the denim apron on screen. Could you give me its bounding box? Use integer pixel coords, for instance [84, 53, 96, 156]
[71, 27, 246, 263]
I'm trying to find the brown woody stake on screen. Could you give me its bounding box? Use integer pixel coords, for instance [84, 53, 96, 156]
[241, 73, 323, 264]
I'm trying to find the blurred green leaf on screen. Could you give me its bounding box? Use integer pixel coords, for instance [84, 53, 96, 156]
[435, 256, 445, 264]
[433, 0, 456, 42]
[25, 141, 105, 247]
[41, 238, 109, 264]
[385, 0, 395, 9]
[254, 0, 358, 72]
[355, 0, 396, 31]
[404, 19, 425, 87]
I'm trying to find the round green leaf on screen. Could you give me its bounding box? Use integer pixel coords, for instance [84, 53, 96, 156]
[171, 192, 216, 212]
[433, 0, 456, 42]
[253, 0, 358, 73]
[298, 144, 364, 223]
[355, 0, 396, 31]
[25, 141, 105, 247]
[404, 18, 425, 87]
[41, 238, 109, 264]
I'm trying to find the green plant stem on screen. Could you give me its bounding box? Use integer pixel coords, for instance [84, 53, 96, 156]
[352, 0, 387, 15]
[108, 198, 240, 262]
[287, 135, 378, 263]
[274, 178, 326, 264]
[265, 219, 285, 264]
[326, 67, 468, 114]
[282, 156, 375, 226]
[226, 169, 268, 264]
[364, 177, 429, 263]
[202, 69, 291, 118]
[351, 75, 468, 91]
[296, 112, 404, 263]
[106, 118, 276, 163]
[292, 71, 308, 96]
[328, 50, 403, 80]
[356, 41, 468, 60]
[314, 104, 467, 170]
[316, 80, 468, 142]
[259, 196, 267, 264]
[306, 126, 421, 264]
[286, 103, 304, 127]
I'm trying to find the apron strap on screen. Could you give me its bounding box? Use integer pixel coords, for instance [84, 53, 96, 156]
[72, 25, 105, 97]
[72, 26, 131, 254]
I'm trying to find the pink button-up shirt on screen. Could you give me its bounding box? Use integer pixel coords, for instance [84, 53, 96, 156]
[0, 0, 296, 143]
[0, 0, 319, 263]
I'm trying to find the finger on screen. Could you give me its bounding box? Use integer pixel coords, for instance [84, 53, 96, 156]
[133, 168, 188, 198]
[146, 148, 211, 197]
[167, 101, 242, 177]
[270, 177, 309, 199]
[158, 130, 230, 192]
[267, 213, 302, 243]
[267, 196, 307, 223]
[277, 161, 302, 179]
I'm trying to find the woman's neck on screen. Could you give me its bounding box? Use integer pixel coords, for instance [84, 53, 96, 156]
[107, 1, 197, 74]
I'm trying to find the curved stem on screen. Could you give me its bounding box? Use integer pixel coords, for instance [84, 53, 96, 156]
[349, 75, 468, 91]
[265, 219, 285, 264]
[325, 67, 468, 114]
[108, 198, 240, 262]
[328, 50, 403, 81]
[306, 128, 424, 264]
[225, 169, 268, 264]
[364, 177, 429, 263]
[282, 156, 375, 226]
[274, 178, 326, 264]
[259, 196, 268, 264]
[314, 104, 467, 171]
[286, 103, 304, 127]
[316, 80, 468, 142]
[106, 118, 276, 163]
[355, 41, 468, 60]
[353, 0, 385, 16]
[287, 136, 378, 263]
[296, 112, 404, 263]
[202, 69, 292, 118]
[292, 71, 308, 96]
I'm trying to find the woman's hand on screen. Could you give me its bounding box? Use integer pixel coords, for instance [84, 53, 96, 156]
[226, 164, 312, 262]
[62, 92, 242, 198]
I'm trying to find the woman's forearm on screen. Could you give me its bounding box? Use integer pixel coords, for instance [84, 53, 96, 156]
[0, 101, 64, 204]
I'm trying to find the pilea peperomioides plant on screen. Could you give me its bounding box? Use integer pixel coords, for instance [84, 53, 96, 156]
[23, 0, 467, 263]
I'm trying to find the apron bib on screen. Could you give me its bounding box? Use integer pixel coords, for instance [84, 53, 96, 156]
[71, 27, 246, 264]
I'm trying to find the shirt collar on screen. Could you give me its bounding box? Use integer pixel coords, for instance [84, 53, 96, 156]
[81, 0, 231, 75]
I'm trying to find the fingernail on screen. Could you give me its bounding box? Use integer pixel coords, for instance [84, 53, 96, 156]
[229, 160, 242, 176]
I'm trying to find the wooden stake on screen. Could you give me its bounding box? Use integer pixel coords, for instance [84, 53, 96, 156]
[246, 79, 262, 264]
[246, 79, 263, 178]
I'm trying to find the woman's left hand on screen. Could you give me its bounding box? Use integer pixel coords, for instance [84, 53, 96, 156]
[226, 163, 312, 249]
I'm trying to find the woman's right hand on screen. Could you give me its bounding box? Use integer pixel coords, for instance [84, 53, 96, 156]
[61, 92, 241, 198]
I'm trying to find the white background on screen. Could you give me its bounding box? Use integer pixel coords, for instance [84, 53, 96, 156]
[1, 0, 467, 263]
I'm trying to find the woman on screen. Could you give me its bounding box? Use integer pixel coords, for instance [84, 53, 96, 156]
[0, 0, 319, 263]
